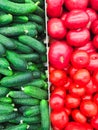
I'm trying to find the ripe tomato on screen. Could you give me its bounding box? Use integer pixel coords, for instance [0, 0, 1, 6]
[91, 114, 98, 129]
[84, 123, 93, 130]
[50, 85, 55, 92]
[71, 50, 89, 68]
[69, 66, 78, 78]
[61, 12, 68, 26]
[93, 35, 98, 48]
[50, 94, 64, 110]
[64, 107, 71, 115]
[80, 100, 98, 117]
[93, 93, 98, 105]
[49, 41, 73, 69]
[49, 70, 67, 87]
[67, 28, 90, 47]
[90, 0, 98, 11]
[51, 110, 69, 129]
[73, 69, 90, 85]
[49, 65, 55, 74]
[72, 109, 87, 123]
[82, 94, 92, 101]
[47, 0, 64, 6]
[65, 94, 80, 108]
[63, 78, 72, 90]
[91, 20, 98, 34]
[65, 10, 89, 29]
[93, 71, 98, 85]
[48, 18, 66, 39]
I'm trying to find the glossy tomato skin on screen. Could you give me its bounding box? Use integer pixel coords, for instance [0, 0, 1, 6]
[47, 0, 64, 5]
[93, 71, 98, 85]
[64, 107, 71, 115]
[63, 78, 72, 90]
[69, 66, 78, 78]
[67, 28, 90, 47]
[49, 65, 55, 74]
[51, 110, 69, 129]
[93, 93, 98, 105]
[73, 69, 90, 85]
[49, 41, 73, 69]
[65, 122, 87, 130]
[91, 20, 98, 34]
[49, 70, 67, 87]
[48, 18, 66, 39]
[90, 0, 98, 11]
[72, 109, 87, 123]
[61, 12, 68, 27]
[82, 94, 92, 101]
[64, 0, 89, 10]
[80, 100, 98, 117]
[71, 50, 90, 68]
[65, 94, 80, 108]
[93, 35, 98, 48]
[84, 123, 93, 130]
[65, 10, 89, 29]
[91, 114, 98, 129]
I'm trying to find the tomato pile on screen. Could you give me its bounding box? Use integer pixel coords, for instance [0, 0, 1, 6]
[47, 0, 98, 129]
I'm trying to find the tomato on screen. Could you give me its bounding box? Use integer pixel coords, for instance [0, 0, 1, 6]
[84, 123, 93, 130]
[93, 71, 98, 86]
[49, 70, 67, 87]
[93, 93, 98, 105]
[67, 28, 90, 47]
[80, 100, 98, 117]
[91, 20, 98, 34]
[61, 12, 68, 26]
[71, 50, 90, 68]
[69, 83, 85, 97]
[51, 110, 69, 129]
[48, 18, 66, 39]
[69, 66, 78, 78]
[65, 122, 87, 130]
[64, 0, 89, 10]
[53, 127, 61, 130]
[49, 41, 73, 69]
[73, 69, 90, 85]
[90, 0, 98, 11]
[47, 0, 64, 6]
[91, 114, 98, 129]
[63, 78, 72, 90]
[82, 95, 92, 101]
[64, 107, 71, 115]
[93, 35, 98, 48]
[65, 94, 80, 108]
[49, 65, 55, 74]
[50, 94, 65, 110]
[65, 10, 89, 29]
[72, 109, 87, 123]
[50, 85, 55, 92]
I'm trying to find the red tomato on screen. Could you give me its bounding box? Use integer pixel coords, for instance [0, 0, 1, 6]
[84, 123, 93, 130]
[51, 110, 69, 129]
[50, 85, 55, 92]
[93, 93, 98, 105]
[67, 28, 90, 47]
[49, 70, 67, 87]
[82, 95, 92, 101]
[63, 78, 72, 90]
[72, 109, 87, 123]
[49, 65, 55, 74]
[93, 71, 98, 85]
[50, 94, 64, 110]
[69, 66, 78, 78]
[49, 41, 73, 69]
[71, 50, 90, 68]
[91, 114, 98, 129]
[65, 10, 89, 29]
[64, 107, 71, 115]
[48, 18, 66, 39]
[65, 94, 80, 108]
[93, 35, 98, 48]
[65, 122, 87, 130]
[80, 100, 98, 117]
[53, 127, 61, 130]
[47, 0, 64, 6]
[90, 0, 98, 11]
[64, 0, 89, 10]
[61, 12, 68, 26]
[69, 84, 85, 97]
[91, 20, 98, 34]
[73, 69, 90, 85]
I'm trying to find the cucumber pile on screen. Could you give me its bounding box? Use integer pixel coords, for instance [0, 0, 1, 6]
[0, 0, 49, 130]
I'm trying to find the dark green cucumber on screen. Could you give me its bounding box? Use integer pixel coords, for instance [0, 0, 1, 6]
[0, 125, 4, 129]
[13, 98, 40, 106]
[0, 44, 6, 56]
[32, 22, 44, 33]
[23, 105, 40, 117]
[8, 91, 31, 98]
[27, 63, 38, 71]
[0, 58, 10, 68]
[19, 106, 30, 113]
[22, 86, 48, 99]
[13, 16, 28, 23]
[28, 124, 41, 130]
[6, 50, 27, 71]
[10, 0, 24, 3]
[5, 123, 28, 130]
[0, 87, 9, 97]
[32, 70, 41, 78]
[18, 35, 46, 54]
[0, 103, 14, 114]
[12, 39, 33, 54]
[20, 53, 39, 62]
[26, 29, 38, 37]
[40, 100, 50, 130]
[0, 34, 16, 49]
[0, 72, 33, 87]
[0, 67, 13, 76]
[0, 97, 12, 103]
[0, 0, 38, 15]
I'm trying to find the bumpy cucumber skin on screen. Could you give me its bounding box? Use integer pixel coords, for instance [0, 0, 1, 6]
[0, 44, 6, 56]
[0, 87, 9, 97]
[0, 97, 12, 104]
[13, 16, 28, 23]
[0, 67, 13, 76]
[0, 58, 10, 68]
[28, 124, 41, 130]
[0, 103, 14, 114]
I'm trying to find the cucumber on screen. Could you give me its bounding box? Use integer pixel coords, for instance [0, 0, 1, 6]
[0, 112, 17, 123]
[32, 70, 41, 78]
[0, 0, 38, 15]
[0, 97, 12, 103]
[12, 39, 33, 54]
[0, 87, 9, 97]
[18, 35, 46, 54]
[0, 44, 6, 56]
[13, 16, 28, 23]
[0, 67, 13, 76]
[5, 123, 28, 130]
[0, 34, 16, 49]
[0, 72, 33, 87]
[26, 29, 38, 37]
[23, 105, 40, 117]
[13, 98, 40, 106]
[6, 50, 27, 71]
[27, 63, 38, 71]
[19, 106, 30, 113]
[22, 86, 48, 99]
[20, 53, 39, 62]
[28, 124, 41, 130]
[0, 58, 10, 68]
[0, 103, 14, 114]
[8, 91, 31, 99]
[10, 0, 24, 3]
[40, 100, 50, 130]
[32, 22, 44, 33]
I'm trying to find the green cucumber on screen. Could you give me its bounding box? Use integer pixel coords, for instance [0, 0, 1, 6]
[13, 16, 28, 23]
[27, 63, 38, 71]
[10, 0, 24, 3]
[0, 97, 12, 103]
[0, 58, 10, 68]
[13, 98, 40, 106]
[32, 70, 41, 78]
[0, 67, 13, 76]
[0, 72, 33, 87]
[18, 35, 46, 54]
[0, 87, 9, 97]
[0, 103, 14, 114]
[28, 124, 41, 130]
[6, 50, 27, 71]
[19, 106, 30, 113]
[40, 100, 50, 130]
[22, 86, 48, 99]
[32, 22, 44, 33]
[23, 105, 40, 117]
[8, 91, 31, 99]
[0, 0, 38, 15]
[0, 44, 6, 56]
